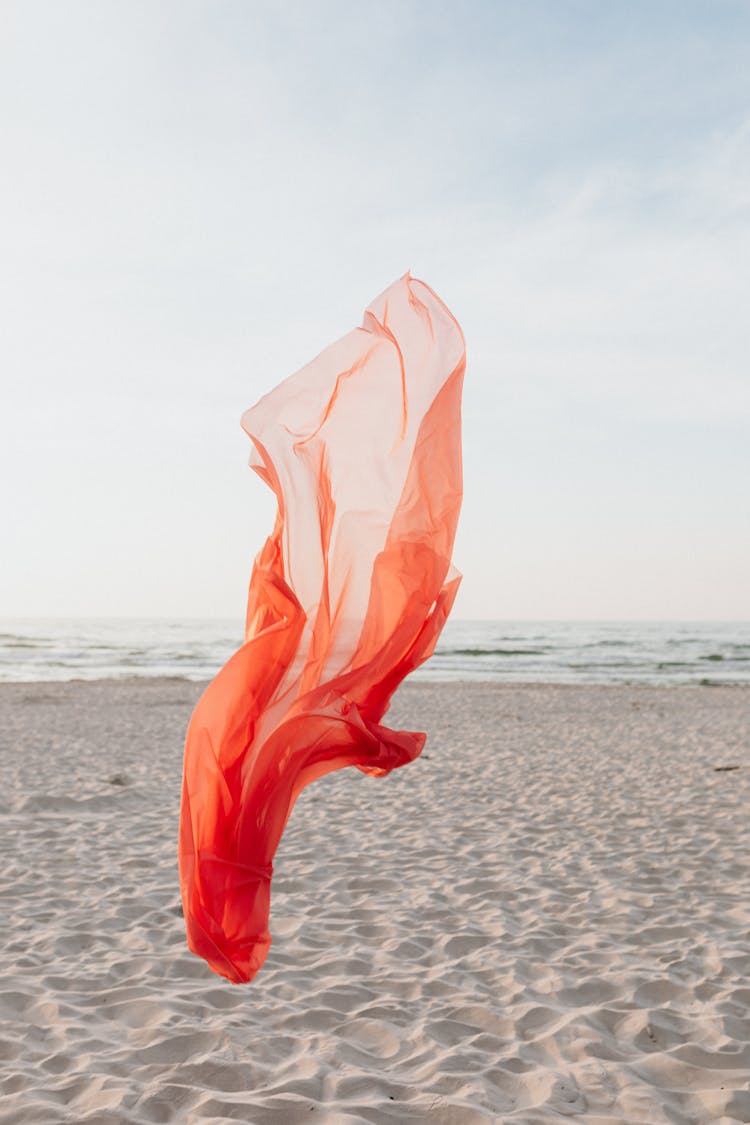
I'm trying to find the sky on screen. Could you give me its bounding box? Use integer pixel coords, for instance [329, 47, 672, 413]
[2, 0, 749, 620]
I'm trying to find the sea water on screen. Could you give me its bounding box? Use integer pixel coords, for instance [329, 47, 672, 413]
[0, 618, 748, 685]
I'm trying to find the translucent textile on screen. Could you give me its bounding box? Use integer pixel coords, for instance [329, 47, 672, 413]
[178, 274, 465, 982]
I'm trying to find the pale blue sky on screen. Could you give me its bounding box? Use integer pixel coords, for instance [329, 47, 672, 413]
[2, 1, 749, 619]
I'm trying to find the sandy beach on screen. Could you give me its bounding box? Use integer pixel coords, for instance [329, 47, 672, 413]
[1, 679, 748, 1124]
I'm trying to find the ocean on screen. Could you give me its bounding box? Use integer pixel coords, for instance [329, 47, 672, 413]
[0, 618, 748, 686]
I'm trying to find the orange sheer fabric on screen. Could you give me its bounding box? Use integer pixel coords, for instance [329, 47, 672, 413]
[178, 274, 465, 982]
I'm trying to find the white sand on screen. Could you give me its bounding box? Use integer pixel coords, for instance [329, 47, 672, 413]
[1, 679, 749, 1124]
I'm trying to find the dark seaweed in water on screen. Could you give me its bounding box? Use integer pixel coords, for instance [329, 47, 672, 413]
[448, 648, 546, 657]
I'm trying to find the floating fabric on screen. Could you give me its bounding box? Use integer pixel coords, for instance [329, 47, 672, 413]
[178, 274, 465, 982]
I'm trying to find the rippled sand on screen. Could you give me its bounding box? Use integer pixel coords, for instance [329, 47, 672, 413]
[1, 680, 749, 1123]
